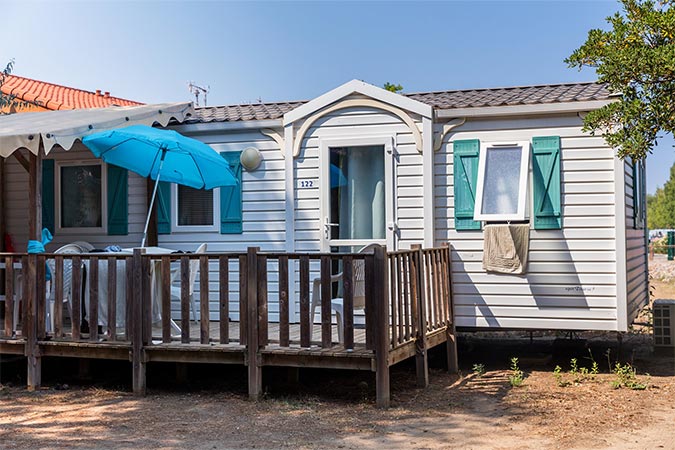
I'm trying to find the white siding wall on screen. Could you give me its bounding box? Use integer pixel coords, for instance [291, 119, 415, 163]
[434, 115, 621, 330]
[624, 159, 649, 324]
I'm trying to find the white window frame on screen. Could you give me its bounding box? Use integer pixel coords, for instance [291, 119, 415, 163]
[318, 135, 396, 252]
[171, 184, 220, 233]
[473, 140, 531, 222]
[55, 160, 107, 235]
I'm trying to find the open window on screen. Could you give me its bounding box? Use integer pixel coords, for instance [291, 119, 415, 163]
[473, 141, 530, 222]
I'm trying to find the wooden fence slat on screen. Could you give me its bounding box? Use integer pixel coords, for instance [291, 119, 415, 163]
[71, 256, 82, 341]
[4, 256, 14, 336]
[364, 253, 374, 351]
[257, 255, 268, 346]
[388, 254, 397, 346]
[219, 256, 229, 344]
[89, 256, 99, 341]
[180, 256, 190, 344]
[343, 256, 354, 350]
[278, 255, 289, 347]
[299, 255, 310, 348]
[320, 255, 331, 348]
[161, 256, 171, 343]
[200, 256, 210, 344]
[54, 257, 64, 338]
[402, 253, 411, 342]
[107, 257, 117, 341]
[427, 251, 435, 329]
[125, 256, 133, 341]
[239, 255, 247, 345]
[142, 257, 152, 345]
[37, 255, 47, 339]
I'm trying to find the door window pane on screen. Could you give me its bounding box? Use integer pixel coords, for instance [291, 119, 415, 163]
[329, 145, 385, 240]
[480, 147, 523, 215]
[178, 185, 213, 226]
[61, 165, 102, 228]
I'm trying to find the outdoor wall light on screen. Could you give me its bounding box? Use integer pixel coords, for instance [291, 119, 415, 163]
[240, 146, 263, 171]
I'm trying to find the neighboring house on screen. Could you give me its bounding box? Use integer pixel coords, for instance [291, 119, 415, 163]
[0, 74, 142, 113]
[2, 79, 649, 332]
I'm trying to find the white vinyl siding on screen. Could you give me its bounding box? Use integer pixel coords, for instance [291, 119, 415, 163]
[434, 115, 621, 331]
[624, 159, 649, 324]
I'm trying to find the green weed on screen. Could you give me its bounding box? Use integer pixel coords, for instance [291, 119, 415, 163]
[509, 357, 524, 387]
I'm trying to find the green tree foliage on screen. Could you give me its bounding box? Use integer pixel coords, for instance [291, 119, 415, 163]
[0, 59, 23, 114]
[383, 82, 403, 93]
[648, 162, 675, 228]
[566, 0, 675, 161]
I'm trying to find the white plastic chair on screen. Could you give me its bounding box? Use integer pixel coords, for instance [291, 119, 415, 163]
[71, 241, 95, 252]
[310, 243, 379, 343]
[170, 243, 207, 321]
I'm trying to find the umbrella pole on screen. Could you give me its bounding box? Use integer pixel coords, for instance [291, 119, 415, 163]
[141, 150, 166, 247]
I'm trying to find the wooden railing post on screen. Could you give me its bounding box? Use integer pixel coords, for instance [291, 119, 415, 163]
[441, 243, 458, 374]
[411, 244, 428, 387]
[373, 245, 390, 408]
[131, 248, 146, 396]
[25, 253, 41, 390]
[246, 247, 262, 400]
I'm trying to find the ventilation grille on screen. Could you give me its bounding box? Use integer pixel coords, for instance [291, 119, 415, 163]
[653, 299, 675, 348]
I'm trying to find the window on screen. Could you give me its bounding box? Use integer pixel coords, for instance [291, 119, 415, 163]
[56, 161, 106, 233]
[172, 184, 219, 231]
[178, 185, 214, 226]
[474, 141, 530, 222]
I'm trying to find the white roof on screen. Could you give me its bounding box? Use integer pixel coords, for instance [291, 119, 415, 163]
[0, 102, 194, 157]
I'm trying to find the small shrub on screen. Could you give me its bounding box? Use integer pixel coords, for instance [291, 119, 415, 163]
[472, 363, 486, 377]
[554, 365, 571, 387]
[508, 357, 524, 387]
[612, 363, 649, 390]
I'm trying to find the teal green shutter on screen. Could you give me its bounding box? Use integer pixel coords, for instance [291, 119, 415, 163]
[220, 151, 243, 234]
[107, 164, 128, 235]
[532, 136, 561, 230]
[453, 139, 481, 230]
[42, 159, 55, 235]
[156, 181, 171, 234]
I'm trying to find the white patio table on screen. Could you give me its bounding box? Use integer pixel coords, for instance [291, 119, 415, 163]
[83, 247, 177, 331]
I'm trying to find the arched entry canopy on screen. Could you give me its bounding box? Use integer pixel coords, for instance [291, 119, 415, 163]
[282, 80, 433, 157]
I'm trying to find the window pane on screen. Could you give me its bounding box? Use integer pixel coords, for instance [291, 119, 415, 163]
[480, 147, 523, 215]
[329, 145, 385, 240]
[178, 185, 213, 226]
[61, 165, 102, 228]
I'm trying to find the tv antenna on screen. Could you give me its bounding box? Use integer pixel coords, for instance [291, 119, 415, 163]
[188, 82, 210, 106]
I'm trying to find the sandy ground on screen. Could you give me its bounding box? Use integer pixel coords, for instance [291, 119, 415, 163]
[0, 271, 674, 449]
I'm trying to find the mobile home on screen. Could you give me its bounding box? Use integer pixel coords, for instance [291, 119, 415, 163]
[2, 79, 649, 332]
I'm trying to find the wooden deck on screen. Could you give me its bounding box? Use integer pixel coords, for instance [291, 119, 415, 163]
[1, 245, 457, 408]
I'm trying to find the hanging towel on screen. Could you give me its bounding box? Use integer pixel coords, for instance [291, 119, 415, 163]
[27, 228, 53, 281]
[482, 224, 530, 274]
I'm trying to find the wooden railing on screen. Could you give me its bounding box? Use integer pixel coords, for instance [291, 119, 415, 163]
[1, 244, 455, 407]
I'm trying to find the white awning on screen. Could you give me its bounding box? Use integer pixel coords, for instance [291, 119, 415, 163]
[0, 102, 194, 157]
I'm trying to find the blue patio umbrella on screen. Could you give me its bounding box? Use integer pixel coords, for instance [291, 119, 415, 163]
[330, 163, 347, 188]
[83, 125, 238, 247]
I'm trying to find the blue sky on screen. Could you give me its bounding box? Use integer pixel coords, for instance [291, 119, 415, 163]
[2, 0, 673, 192]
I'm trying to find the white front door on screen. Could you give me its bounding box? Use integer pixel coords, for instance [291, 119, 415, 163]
[319, 137, 396, 252]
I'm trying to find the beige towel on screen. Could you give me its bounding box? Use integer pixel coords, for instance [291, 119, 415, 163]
[482, 224, 530, 274]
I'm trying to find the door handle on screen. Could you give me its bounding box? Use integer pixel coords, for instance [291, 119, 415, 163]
[324, 221, 339, 238]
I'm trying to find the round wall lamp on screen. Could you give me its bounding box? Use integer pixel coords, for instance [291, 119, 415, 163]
[240, 146, 263, 171]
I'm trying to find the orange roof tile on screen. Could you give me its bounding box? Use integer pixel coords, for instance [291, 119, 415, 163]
[1, 74, 143, 110]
